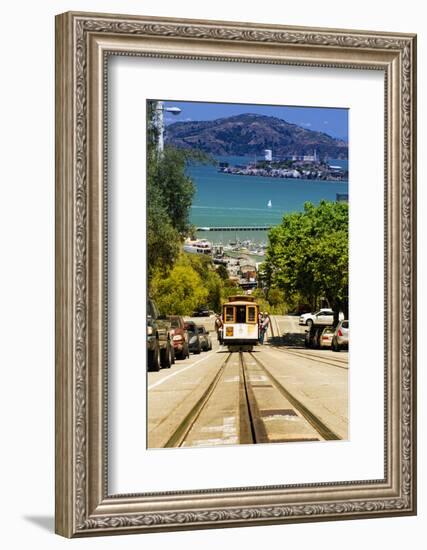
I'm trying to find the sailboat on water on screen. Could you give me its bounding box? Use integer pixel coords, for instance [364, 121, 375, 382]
[267, 199, 272, 208]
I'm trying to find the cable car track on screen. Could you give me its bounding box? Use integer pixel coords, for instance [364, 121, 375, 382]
[245, 352, 341, 441]
[269, 316, 348, 370]
[164, 352, 232, 447]
[165, 349, 341, 447]
[270, 346, 348, 370]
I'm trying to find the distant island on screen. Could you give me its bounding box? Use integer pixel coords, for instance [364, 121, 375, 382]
[165, 113, 348, 159]
[218, 158, 348, 182]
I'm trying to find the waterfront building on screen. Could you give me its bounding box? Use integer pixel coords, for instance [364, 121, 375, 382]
[264, 149, 272, 162]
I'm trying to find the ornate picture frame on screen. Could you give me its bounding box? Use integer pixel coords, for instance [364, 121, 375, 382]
[55, 11, 416, 537]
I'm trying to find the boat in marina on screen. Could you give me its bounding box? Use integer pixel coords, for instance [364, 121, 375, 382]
[183, 238, 213, 255]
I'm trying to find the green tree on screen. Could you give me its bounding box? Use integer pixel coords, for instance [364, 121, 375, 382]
[151, 264, 208, 316]
[215, 263, 229, 281]
[147, 177, 180, 279]
[267, 287, 286, 314]
[149, 147, 196, 235]
[146, 101, 214, 282]
[263, 200, 348, 325]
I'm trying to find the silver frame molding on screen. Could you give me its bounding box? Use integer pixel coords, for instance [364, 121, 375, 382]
[55, 11, 417, 538]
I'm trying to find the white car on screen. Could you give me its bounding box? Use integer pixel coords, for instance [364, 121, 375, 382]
[299, 308, 332, 326]
[332, 320, 349, 351]
[299, 308, 344, 327]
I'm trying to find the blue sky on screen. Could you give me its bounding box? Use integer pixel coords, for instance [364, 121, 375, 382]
[162, 100, 348, 142]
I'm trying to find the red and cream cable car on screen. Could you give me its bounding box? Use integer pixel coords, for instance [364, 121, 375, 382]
[222, 295, 259, 351]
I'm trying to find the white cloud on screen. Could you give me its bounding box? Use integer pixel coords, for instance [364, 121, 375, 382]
[300, 122, 312, 127]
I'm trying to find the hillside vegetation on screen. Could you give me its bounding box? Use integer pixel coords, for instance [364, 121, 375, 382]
[165, 113, 348, 159]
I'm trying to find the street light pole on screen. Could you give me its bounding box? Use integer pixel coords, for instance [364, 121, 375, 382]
[154, 101, 181, 155]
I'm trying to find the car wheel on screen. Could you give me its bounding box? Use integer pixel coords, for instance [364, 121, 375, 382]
[148, 342, 160, 371]
[160, 341, 172, 368]
[306, 319, 313, 328]
[194, 344, 201, 355]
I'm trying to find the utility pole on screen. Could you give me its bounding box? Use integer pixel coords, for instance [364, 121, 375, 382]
[153, 101, 181, 155]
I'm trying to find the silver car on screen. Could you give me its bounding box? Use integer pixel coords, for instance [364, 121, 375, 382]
[197, 325, 212, 351]
[301, 309, 344, 327]
[332, 320, 349, 351]
[299, 308, 333, 326]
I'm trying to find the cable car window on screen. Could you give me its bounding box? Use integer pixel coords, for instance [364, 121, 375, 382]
[236, 306, 246, 323]
[225, 306, 234, 322]
[247, 306, 256, 323]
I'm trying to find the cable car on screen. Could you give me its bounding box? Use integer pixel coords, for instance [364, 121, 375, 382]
[222, 295, 259, 351]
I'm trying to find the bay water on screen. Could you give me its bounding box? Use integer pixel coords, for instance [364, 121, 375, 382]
[187, 155, 348, 245]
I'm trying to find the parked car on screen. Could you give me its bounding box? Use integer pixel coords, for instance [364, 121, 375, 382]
[147, 299, 173, 371]
[299, 308, 333, 326]
[319, 326, 335, 348]
[168, 315, 189, 359]
[184, 321, 202, 354]
[197, 325, 212, 351]
[304, 324, 334, 349]
[192, 306, 210, 317]
[332, 320, 349, 351]
[300, 308, 344, 327]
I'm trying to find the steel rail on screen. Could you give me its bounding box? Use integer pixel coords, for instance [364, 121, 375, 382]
[270, 316, 348, 370]
[248, 351, 341, 441]
[164, 352, 232, 447]
[239, 352, 269, 444]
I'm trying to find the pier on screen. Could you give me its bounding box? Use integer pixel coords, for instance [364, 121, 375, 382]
[196, 225, 272, 232]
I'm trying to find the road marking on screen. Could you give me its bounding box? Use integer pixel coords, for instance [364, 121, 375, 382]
[249, 375, 268, 382]
[201, 425, 223, 432]
[148, 353, 218, 390]
[224, 376, 240, 383]
[183, 438, 224, 447]
[196, 417, 238, 446]
[263, 414, 300, 422]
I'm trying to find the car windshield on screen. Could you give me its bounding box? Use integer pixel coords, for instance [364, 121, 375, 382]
[169, 319, 180, 328]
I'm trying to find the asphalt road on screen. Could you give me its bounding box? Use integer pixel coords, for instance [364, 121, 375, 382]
[147, 315, 348, 448]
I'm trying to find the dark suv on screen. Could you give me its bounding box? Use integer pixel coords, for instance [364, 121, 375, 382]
[147, 299, 174, 371]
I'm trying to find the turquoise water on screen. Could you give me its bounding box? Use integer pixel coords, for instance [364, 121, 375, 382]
[187, 156, 348, 244]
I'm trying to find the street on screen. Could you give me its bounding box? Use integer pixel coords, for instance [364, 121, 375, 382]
[147, 315, 348, 448]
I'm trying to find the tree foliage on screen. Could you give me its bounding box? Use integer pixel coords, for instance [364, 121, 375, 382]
[151, 253, 243, 316]
[151, 263, 208, 316]
[262, 201, 348, 322]
[146, 101, 213, 281]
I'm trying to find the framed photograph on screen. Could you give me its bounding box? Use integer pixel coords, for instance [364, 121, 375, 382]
[55, 11, 417, 537]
